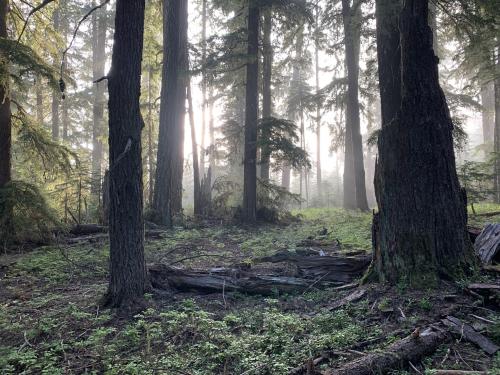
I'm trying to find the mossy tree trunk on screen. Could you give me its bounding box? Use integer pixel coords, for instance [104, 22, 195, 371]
[104, 0, 149, 309]
[373, 0, 475, 285]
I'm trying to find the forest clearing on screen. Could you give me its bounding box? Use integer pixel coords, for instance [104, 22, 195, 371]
[1, 207, 499, 374]
[0, 0, 499, 373]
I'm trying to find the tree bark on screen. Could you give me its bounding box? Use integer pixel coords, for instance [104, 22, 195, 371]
[242, 3, 259, 223]
[153, 0, 188, 226]
[104, 0, 149, 309]
[375, 0, 401, 127]
[91, 5, 107, 195]
[260, 8, 272, 182]
[342, 0, 369, 211]
[0, 0, 12, 241]
[35, 78, 44, 127]
[373, 0, 474, 284]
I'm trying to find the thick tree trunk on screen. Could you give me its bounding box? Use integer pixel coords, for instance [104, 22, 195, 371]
[51, 7, 60, 141]
[373, 0, 474, 284]
[153, 0, 188, 226]
[342, 0, 369, 211]
[0, 0, 12, 241]
[260, 8, 272, 181]
[242, 4, 259, 223]
[91, 7, 107, 195]
[375, 0, 401, 127]
[187, 82, 202, 216]
[104, 0, 149, 309]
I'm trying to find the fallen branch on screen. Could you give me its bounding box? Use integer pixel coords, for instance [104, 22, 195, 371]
[442, 315, 499, 355]
[322, 326, 450, 375]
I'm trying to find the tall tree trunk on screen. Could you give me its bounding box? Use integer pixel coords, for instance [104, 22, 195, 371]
[103, 0, 149, 309]
[91, 6, 107, 195]
[200, 0, 207, 174]
[494, 63, 500, 203]
[147, 66, 154, 206]
[51, 7, 60, 140]
[481, 82, 495, 145]
[342, 0, 369, 211]
[209, 89, 215, 172]
[153, 0, 188, 226]
[0, 0, 12, 241]
[260, 8, 272, 181]
[373, 0, 474, 284]
[375, 0, 401, 127]
[188, 82, 202, 216]
[242, 3, 259, 223]
[282, 27, 303, 191]
[314, 3, 322, 200]
[60, 0, 69, 141]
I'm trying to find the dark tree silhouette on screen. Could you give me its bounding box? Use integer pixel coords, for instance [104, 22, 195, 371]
[242, 2, 260, 223]
[104, 0, 149, 309]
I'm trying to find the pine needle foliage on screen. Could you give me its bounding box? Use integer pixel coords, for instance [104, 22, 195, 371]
[0, 37, 60, 91]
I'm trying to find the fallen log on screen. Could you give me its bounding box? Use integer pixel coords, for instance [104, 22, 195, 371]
[256, 251, 371, 283]
[442, 315, 499, 355]
[149, 264, 340, 295]
[474, 223, 500, 264]
[322, 326, 450, 375]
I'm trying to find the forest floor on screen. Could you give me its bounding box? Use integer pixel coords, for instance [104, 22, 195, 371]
[0, 206, 499, 374]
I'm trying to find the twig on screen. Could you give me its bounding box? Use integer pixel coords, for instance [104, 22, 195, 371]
[16, 0, 57, 43]
[60, 0, 110, 80]
[408, 361, 422, 374]
[468, 314, 494, 324]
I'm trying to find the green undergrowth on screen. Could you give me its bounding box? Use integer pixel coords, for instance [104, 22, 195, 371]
[3, 206, 498, 374]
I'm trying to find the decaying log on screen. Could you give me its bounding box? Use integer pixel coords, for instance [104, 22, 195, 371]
[322, 326, 450, 375]
[149, 264, 329, 295]
[442, 315, 499, 355]
[256, 251, 371, 283]
[474, 223, 500, 264]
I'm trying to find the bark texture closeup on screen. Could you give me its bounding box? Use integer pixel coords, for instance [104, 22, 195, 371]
[104, 0, 149, 309]
[373, 0, 474, 284]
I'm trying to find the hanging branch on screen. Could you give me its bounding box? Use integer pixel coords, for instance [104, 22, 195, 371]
[59, 0, 110, 90]
[16, 0, 57, 44]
